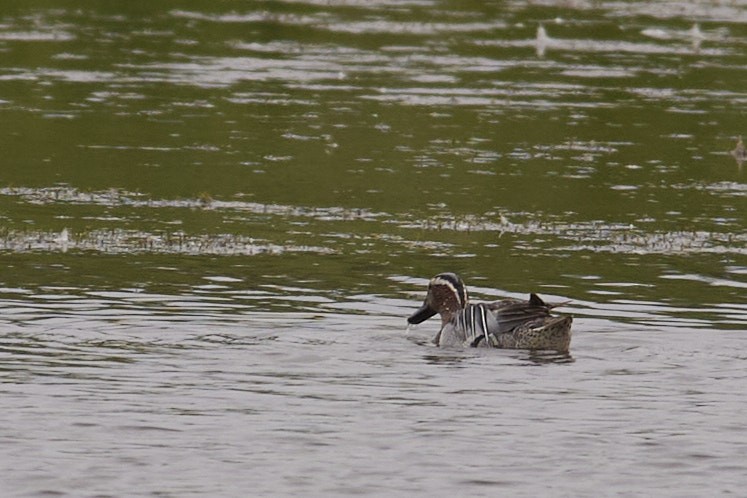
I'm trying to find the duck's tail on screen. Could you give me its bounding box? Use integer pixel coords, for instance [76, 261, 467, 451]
[529, 293, 571, 310]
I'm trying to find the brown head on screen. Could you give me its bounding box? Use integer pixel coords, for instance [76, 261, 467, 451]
[407, 273, 469, 325]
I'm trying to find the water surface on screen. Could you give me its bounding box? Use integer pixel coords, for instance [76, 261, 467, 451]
[1, 1, 746, 496]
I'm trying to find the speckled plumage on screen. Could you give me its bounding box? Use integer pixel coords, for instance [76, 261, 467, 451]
[408, 273, 572, 352]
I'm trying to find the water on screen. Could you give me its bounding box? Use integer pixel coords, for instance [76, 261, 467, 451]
[1, 1, 746, 496]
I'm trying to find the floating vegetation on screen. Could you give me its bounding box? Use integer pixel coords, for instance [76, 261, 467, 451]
[0, 228, 335, 256]
[561, 230, 747, 256]
[0, 186, 744, 257]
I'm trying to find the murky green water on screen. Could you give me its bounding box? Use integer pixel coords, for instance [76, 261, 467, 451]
[1, 1, 746, 496]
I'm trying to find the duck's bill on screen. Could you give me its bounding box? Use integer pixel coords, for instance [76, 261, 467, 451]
[407, 301, 437, 324]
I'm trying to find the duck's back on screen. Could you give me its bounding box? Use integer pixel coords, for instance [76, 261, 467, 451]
[486, 294, 555, 335]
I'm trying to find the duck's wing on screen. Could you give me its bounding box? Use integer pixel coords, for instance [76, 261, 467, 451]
[485, 294, 557, 335]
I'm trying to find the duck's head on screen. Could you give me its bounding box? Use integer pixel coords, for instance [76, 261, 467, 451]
[407, 272, 468, 325]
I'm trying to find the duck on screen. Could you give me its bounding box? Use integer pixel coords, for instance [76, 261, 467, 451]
[407, 272, 572, 352]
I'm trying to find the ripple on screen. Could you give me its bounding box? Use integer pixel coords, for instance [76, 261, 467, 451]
[602, 1, 747, 23]
[171, 9, 506, 34]
[0, 186, 386, 221]
[0, 30, 75, 41]
[661, 273, 747, 290]
[362, 85, 615, 109]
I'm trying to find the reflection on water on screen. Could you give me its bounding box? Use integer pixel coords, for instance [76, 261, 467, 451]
[1, 0, 746, 496]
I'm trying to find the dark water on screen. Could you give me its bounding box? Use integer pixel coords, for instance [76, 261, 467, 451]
[1, 1, 746, 496]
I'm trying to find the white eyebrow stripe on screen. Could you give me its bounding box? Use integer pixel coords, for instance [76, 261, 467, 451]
[430, 276, 459, 304]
